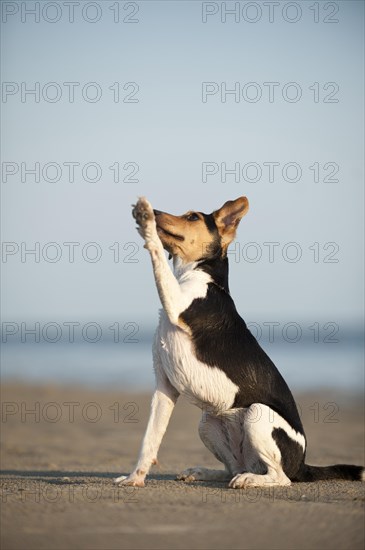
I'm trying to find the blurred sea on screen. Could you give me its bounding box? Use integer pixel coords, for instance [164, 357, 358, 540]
[1, 324, 363, 393]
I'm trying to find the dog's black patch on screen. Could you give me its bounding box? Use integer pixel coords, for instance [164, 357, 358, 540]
[180, 261, 305, 436]
[197, 213, 222, 263]
[272, 427, 305, 479]
[201, 212, 219, 235]
[198, 256, 230, 292]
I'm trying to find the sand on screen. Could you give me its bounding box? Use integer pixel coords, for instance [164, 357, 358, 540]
[0, 383, 364, 550]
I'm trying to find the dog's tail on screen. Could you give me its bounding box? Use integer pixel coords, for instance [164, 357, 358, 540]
[294, 463, 364, 482]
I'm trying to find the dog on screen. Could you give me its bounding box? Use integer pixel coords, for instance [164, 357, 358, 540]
[115, 196, 364, 488]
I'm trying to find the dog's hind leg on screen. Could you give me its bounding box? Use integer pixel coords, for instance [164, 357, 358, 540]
[177, 410, 246, 482]
[229, 404, 305, 488]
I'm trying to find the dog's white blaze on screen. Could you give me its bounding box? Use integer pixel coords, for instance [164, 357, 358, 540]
[157, 312, 239, 413]
[245, 403, 306, 452]
[172, 259, 212, 313]
[153, 258, 240, 412]
[272, 408, 306, 451]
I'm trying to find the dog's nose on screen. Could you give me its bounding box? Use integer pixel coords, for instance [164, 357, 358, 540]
[153, 209, 162, 216]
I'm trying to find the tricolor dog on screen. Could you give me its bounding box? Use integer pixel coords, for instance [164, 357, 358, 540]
[115, 196, 364, 488]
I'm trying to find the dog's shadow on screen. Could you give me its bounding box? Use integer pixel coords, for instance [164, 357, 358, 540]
[0, 469, 225, 488]
[1, 470, 176, 483]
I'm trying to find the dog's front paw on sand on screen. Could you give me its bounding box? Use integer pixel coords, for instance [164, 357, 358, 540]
[228, 473, 290, 489]
[132, 197, 156, 244]
[114, 474, 145, 488]
[229, 473, 259, 489]
[176, 467, 204, 482]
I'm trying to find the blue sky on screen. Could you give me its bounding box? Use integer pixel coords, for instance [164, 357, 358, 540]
[2, 0, 364, 333]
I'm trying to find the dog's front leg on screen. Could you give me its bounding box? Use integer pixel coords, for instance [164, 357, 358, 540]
[115, 384, 178, 487]
[132, 197, 185, 327]
[115, 197, 182, 488]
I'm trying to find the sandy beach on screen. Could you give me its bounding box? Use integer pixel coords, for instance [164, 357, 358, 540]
[1, 383, 364, 550]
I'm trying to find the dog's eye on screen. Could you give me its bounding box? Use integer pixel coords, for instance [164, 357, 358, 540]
[186, 212, 200, 222]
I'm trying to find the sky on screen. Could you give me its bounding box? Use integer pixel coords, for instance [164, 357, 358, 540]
[1, 0, 364, 342]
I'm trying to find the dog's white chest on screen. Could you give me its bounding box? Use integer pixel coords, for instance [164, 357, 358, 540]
[155, 312, 239, 413]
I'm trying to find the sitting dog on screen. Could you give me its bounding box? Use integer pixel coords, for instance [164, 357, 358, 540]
[115, 196, 364, 488]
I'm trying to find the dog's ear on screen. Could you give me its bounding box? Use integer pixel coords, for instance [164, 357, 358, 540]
[213, 197, 249, 246]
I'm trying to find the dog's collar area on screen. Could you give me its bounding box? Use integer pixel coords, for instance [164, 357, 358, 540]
[170, 256, 230, 295]
[196, 256, 230, 294]
[210, 280, 230, 295]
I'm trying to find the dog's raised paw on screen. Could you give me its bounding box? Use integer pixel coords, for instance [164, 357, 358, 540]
[132, 197, 154, 226]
